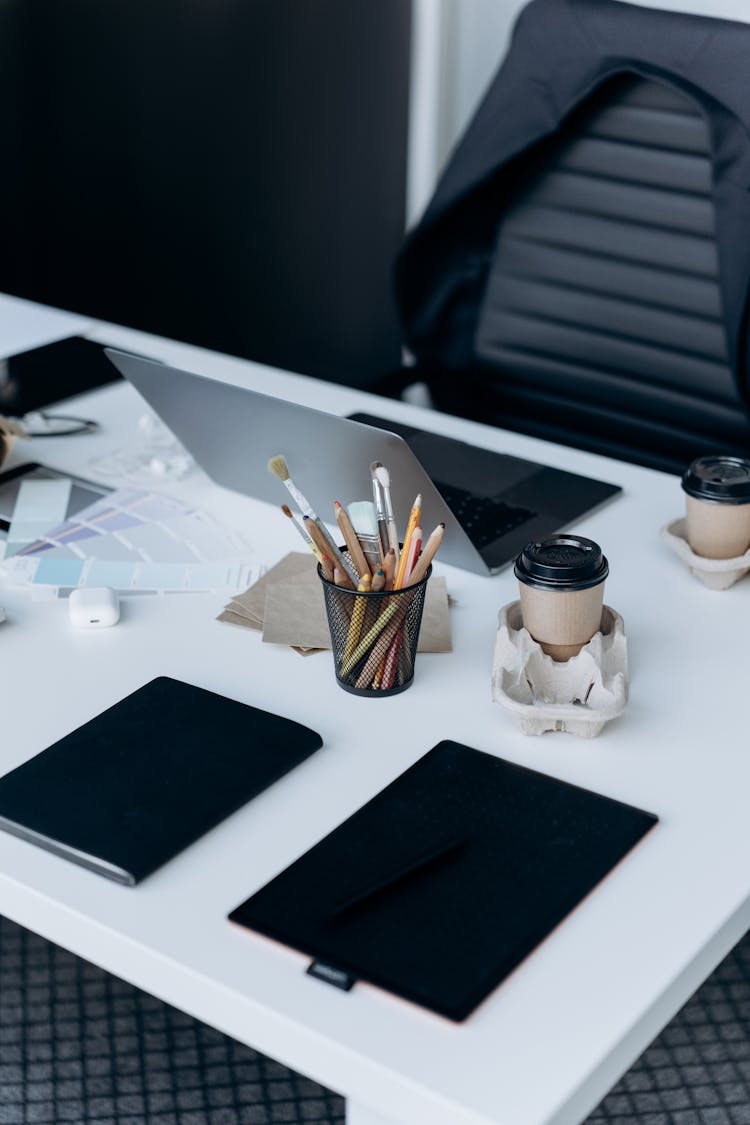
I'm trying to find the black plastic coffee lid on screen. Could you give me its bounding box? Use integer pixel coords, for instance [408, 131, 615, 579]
[514, 535, 609, 591]
[682, 455, 750, 504]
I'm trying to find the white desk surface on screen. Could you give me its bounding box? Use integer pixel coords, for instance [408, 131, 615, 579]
[1, 292, 749, 1125]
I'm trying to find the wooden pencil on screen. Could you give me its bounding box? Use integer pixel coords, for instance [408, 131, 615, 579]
[342, 572, 371, 665]
[382, 547, 397, 590]
[303, 516, 356, 588]
[334, 501, 371, 580]
[406, 522, 445, 585]
[394, 493, 421, 588]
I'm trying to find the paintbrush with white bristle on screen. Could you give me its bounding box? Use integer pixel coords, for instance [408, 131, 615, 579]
[267, 454, 315, 518]
[369, 461, 390, 563]
[372, 461, 400, 567]
[268, 454, 357, 583]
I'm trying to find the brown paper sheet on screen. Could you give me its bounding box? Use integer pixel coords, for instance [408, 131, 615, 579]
[262, 574, 451, 652]
[218, 551, 452, 655]
[231, 552, 316, 620]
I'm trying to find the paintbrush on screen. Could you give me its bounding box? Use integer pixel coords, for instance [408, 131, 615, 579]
[267, 454, 315, 518]
[347, 500, 381, 573]
[268, 454, 356, 583]
[371, 462, 400, 567]
[334, 501, 371, 580]
[303, 516, 356, 588]
[369, 461, 390, 563]
[281, 503, 322, 562]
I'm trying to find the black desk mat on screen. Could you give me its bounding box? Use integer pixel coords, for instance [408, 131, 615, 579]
[230, 740, 657, 1021]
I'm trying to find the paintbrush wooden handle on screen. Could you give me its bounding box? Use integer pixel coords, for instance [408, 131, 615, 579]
[304, 517, 355, 588]
[334, 502, 371, 579]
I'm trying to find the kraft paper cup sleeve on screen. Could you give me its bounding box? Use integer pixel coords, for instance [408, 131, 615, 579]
[662, 517, 750, 590]
[683, 494, 750, 560]
[518, 582, 605, 661]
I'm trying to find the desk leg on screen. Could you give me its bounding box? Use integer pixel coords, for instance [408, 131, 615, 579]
[346, 1101, 397, 1125]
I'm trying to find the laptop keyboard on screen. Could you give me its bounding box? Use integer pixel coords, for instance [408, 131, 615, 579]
[432, 481, 536, 550]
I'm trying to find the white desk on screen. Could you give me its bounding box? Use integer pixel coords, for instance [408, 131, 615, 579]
[1, 293, 749, 1125]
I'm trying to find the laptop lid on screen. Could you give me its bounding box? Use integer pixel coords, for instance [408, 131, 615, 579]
[106, 350, 622, 575]
[104, 349, 494, 574]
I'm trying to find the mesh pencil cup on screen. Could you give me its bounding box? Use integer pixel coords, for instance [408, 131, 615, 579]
[318, 550, 432, 696]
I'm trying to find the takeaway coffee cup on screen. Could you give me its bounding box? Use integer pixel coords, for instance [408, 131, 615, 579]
[682, 455, 750, 560]
[514, 535, 608, 662]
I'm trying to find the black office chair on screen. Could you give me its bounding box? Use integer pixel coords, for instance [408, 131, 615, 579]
[394, 0, 750, 475]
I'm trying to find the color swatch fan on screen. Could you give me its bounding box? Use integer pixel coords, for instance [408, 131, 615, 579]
[1, 484, 260, 593]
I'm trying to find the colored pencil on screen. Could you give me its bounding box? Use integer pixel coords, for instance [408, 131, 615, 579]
[342, 572, 371, 665]
[303, 516, 356, 588]
[334, 501, 371, 580]
[401, 525, 422, 584]
[382, 547, 397, 590]
[394, 493, 422, 588]
[406, 522, 445, 585]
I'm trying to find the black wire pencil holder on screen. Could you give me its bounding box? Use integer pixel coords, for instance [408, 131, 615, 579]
[318, 549, 431, 697]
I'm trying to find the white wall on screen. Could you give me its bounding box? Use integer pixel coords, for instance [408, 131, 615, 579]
[407, 0, 517, 225]
[407, 0, 750, 227]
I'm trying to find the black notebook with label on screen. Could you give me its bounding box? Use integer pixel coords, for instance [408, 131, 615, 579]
[229, 740, 657, 1022]
[0, 677, 323, 885]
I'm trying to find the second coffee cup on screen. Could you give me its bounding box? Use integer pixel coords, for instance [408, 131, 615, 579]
[682, 455, 750, 560]
[514, 535, 608, 662]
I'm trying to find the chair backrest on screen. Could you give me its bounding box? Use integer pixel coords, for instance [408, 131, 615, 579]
[396, 0, 750, 477]
[466, 71, 749, 470]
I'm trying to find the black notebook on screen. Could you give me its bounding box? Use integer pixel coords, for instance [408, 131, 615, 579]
[230, 740, 657, 1022]
[0, 677, 323, 885]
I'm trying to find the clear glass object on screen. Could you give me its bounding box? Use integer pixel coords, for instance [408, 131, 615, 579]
[88, 411, 194, 485]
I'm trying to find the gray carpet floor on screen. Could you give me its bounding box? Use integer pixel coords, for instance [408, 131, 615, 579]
[0, 915, 344, 1125]
[585, 932, 750, 1125]
[1, 913, 750, 1124]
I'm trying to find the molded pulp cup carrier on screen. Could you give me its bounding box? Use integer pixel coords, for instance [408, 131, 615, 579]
[514, 535, 608, 662]
[682, 455, 750, 560]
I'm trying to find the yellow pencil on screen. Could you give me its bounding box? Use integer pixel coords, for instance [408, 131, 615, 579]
[394, 493, 422, 588]
[340, 596, 402, 679]
[352, 604, 407, 687]
[342, 573, 371, 666]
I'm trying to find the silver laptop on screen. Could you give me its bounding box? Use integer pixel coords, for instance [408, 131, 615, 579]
[105, 349, 621, 576]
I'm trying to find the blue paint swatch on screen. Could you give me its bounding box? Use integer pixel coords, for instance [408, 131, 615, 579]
[34, 558, 85, 586]
[86, 562, 137, 589]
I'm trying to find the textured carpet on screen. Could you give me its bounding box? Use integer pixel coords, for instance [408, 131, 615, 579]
[0, 915, 344, 1125]
[1, 912, 750, 1124]
[586, 932, 750, 1125]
